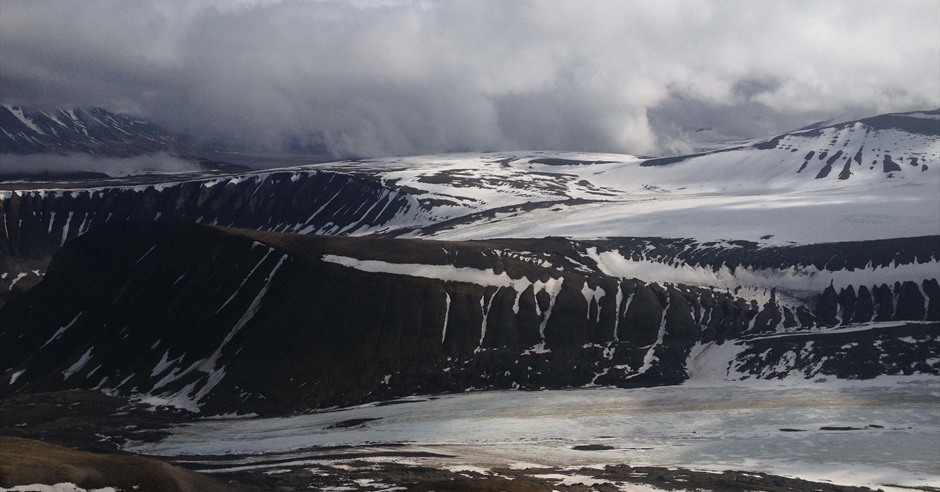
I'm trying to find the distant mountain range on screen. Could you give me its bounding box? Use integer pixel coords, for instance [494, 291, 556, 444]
[0, 106, 252, 178]
[0, 106, 197, 157]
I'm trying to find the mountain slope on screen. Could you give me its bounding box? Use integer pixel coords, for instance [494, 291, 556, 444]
[0, 106, 197, 157]
[1, 222, 936, 415]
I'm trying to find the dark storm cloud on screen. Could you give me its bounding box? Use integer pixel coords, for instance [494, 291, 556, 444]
[1, 0, 938, 158]
[732, 77, 783, 101]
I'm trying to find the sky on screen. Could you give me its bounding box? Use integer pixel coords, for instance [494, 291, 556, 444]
[1, 0, 938, 158]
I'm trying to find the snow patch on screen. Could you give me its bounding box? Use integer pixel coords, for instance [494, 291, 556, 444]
[40, 312, 84, 349]
[586, 247, 940, 299]
[62, 347, 94, 380]
[9, 370, 25, 385]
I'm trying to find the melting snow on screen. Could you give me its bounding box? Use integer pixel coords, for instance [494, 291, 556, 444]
[5, 106, 45, 134]
[322, 255, 552, 295]
[586, 247, 940, 298]
[9, 370, 25, 385]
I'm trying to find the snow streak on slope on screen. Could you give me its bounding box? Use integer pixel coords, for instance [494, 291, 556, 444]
[586, 247, 940, 299]
[321, 255, 544, 291]
[139, 253, 289, 412]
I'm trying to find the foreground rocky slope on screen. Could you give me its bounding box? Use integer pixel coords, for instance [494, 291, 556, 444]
[0, 437, 236, 492]
[1, 222, 936, 415]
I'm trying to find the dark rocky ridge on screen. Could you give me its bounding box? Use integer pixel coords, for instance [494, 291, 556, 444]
[3, 162, 938, 308]
[0, 169, 419, 304]
[1, 222, 937, 415]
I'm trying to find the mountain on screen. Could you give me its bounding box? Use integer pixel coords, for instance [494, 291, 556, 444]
[1, 221, 936, 415]
[2, 109, 938, 303]
[0, 109, 938, 411]
[0, 106, 250, 181]
[0, 106, 196, 157]
[1, 109, 938, 492]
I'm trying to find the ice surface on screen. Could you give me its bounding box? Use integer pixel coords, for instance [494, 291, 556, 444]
[132, 380, 939, 491]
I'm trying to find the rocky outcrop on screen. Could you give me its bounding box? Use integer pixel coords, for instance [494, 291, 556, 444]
[2, 222, 936, 415]
[0, 437, 236, 492]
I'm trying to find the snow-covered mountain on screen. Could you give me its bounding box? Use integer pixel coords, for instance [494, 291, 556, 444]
[312, 109, 939, 243]
[2, 109, 937, 301]
[0, 109, 937, 415]
[3, 108, 938, 242]
[0, 106, 198, 157]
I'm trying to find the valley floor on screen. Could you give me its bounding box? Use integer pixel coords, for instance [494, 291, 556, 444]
[2, 378, 939, 491]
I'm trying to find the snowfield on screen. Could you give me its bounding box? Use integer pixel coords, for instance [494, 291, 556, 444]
[305, 117, 940, 243]
[4, 111, 938, 245]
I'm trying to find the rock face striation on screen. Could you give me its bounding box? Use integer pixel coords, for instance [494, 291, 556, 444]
[0, 106, 195, 157]
[0, 170, 416, 304]
[2, 222, 937, 415]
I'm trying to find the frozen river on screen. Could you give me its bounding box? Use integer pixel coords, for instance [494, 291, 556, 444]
[132, 378, 940, 491]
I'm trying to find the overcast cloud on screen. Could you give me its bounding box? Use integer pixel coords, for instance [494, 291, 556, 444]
[1, 0, 937, 158]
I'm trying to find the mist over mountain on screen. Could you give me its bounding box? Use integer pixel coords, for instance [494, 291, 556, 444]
[2, 1, 937, 158]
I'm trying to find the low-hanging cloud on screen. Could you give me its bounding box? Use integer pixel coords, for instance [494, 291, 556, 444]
[1, 0, 937, 158]
[0, 153, 201, 177]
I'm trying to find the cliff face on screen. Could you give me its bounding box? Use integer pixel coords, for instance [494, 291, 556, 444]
[1, 171, 417, 256]
[2, 222, 936, 415]
[0, 170, 425, 304]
